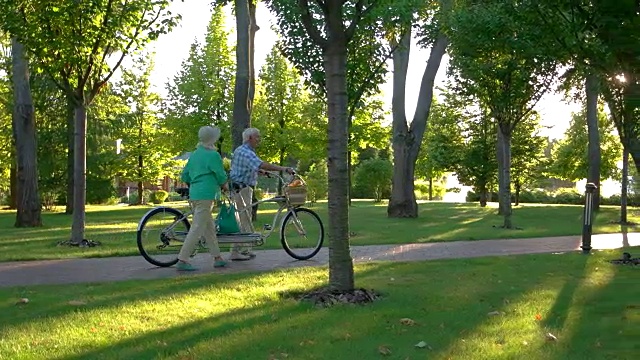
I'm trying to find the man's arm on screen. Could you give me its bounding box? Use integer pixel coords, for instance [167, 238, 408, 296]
[259, 162, 294, 174]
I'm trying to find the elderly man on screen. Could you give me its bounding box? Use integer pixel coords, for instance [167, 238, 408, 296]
[228, 127, 294, 261]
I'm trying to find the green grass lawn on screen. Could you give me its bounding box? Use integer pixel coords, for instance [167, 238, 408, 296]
[1, 248, 638, 359]
[0, 200, 638, 262]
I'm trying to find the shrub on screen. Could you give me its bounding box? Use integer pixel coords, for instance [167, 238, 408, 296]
[167, 191, 183, 202]
[353, 158, 393, 202]
[151, 190, 169, 204]
[519, 189, 552, 204]
[414, 180, 446, 201]
[304, 161, 328, 203]
[553, 188, 584, 205]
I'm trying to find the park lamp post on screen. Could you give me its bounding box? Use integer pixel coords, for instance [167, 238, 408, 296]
[581, 182, 597, 254]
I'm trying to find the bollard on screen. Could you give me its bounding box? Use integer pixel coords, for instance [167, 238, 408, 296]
[581, 183, 597, 254]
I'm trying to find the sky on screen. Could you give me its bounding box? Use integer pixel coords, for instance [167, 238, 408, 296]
[146, 0, 583, 140]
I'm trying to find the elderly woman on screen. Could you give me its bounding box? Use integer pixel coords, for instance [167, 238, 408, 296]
[177, 125, 229, 271]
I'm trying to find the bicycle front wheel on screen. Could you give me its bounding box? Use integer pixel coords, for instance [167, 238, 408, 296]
[137, 207, 190, 267]
[280, 207, 324, 260]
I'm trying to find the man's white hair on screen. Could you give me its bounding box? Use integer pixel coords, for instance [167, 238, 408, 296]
[242, 128, 260, 143]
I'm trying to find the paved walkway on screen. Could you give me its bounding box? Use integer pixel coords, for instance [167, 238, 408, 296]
[1, 233, 638, 288]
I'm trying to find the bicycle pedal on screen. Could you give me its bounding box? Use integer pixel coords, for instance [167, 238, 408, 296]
[263, 224, 272, 231]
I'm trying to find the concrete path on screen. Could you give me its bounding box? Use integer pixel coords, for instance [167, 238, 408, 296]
[1, 233, 638, 288]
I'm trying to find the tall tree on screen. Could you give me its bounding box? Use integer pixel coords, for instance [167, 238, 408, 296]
[415, 97, 464, 200]
[268, 0, 410, 291]
[550, 106, 622, 183]
[455, 106, 498, 207]
[446, 0, 558, 228]
[117, 54, 177, 205]
[388, 0, 450, 218]
[0, 36, 13, 208]
[231, 0, 256, 150]
[11, 38, 41, 227]
[163, 6, 235, 155]
[510, 112, 547, 206]
[0, 0, 179, 244]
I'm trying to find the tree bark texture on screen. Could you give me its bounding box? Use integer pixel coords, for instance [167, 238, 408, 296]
[586, 74, 601, 211]
[324, 37, 354, 292]
[497, 126, 513, 228]
[65, 94, 75, 214]
[232, 0, 252, 150]
[621, 147, 629, 224]
[71, 101, 87, 243]
[11, 38, 42, 227]
[496, 128, 505, 215]
[388, 30, 448, 218]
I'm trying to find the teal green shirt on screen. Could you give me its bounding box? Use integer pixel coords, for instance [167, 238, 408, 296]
[180, 145, 227, 200]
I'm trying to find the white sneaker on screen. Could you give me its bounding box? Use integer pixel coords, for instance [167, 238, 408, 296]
[241, 249, 257, 258]
[229, 251, 251, 261]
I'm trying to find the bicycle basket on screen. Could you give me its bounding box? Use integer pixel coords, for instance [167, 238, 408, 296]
[285, 178, 307, 206]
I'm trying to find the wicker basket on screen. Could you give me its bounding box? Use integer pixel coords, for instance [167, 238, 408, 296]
[285, 182, 307, 206]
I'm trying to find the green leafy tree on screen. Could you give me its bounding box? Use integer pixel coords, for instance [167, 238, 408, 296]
[551, 106, 622, 183]
[252, 46, 306, 176]
[388, 0, 451, 218]
[353, 158, 394, 203]
[304, 161, 328, 203]
[267, 0, 416, 291]
[0, 0, 179, 243]
[455, 107, 498, 208]
[510, 112, 547, 205]
[163, 6, 235, 155]
[415, 97, 464, 200]
[446, 0, 559, 228]
[0, 37, 12, 206]
[117, 54, 178, 205]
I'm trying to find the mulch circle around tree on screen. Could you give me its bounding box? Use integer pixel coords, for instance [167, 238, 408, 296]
[609, 252, 639, 266]
[285, 287, 382, 307]
[56, 239, 102, 247]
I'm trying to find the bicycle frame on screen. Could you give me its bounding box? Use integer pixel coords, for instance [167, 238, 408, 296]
[153, 172, 306, 248]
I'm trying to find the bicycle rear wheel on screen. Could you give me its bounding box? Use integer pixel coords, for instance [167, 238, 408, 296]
[137, 207, 190, 267]
[280, 207, 324, 260]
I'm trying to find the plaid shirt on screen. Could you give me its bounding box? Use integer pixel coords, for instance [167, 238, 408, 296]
[229, 144, 263, 187]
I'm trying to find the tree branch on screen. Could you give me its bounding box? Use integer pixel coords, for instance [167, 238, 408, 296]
[80, 0, 114, 92]
[345, 0, 378, 41]
[298, 0, 328, 48]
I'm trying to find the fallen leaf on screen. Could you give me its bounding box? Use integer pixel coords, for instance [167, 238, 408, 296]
[16, 298, 29, 305]
[522, 340, 529, 346]
[545, 332, 558, 341]
[280, 353, 289, 358]
[414, 341, 428, 349]
[378, 345, 392, 356]
[390, 278, 395, 281]
[400, 318, 416, 326]
[68, 300, 87, 306]
[487, 311, 501, 316]
[535, 314, 542, 321]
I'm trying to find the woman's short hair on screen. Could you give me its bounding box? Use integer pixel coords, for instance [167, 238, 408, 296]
[242, 128, 260, 143]
[198, 126, 221, 148]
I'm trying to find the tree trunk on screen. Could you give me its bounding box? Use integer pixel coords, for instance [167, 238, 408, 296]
[388, 29, 448, 218]
[248, 0, 258, 109]
[479, 183, 488, 207]
[137, 152, 144, 205]
[497, 126, 513, 228]
[621, 147, 629, 224]
[514, 179, 521, 206]
[324, 38, 354, 292]
[496, 127, 505, 215]
[232, 0, 252, 150]
[428, 177, 433, 201]
[9, 161, 17, 209]
[70, 101, 87, 244]
[11, 38, 42, 227]
[65, 94, 75, 214]
[347, 150, 352, 206]
[586, 74, 601, 211]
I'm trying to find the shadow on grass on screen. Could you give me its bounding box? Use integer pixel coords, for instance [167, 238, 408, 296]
[546, 247, 640, 359]
[33, 260, 551, 359]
